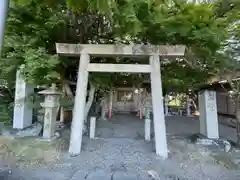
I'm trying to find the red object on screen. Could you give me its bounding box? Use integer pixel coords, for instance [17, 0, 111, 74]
[139, 109, 142, 120]
[108, 109, 112, 120]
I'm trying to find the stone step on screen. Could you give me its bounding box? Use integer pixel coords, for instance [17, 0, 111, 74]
[70, 169, 188, 180]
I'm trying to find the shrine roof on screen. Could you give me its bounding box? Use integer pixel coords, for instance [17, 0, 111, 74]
[196, 71, 240, 92]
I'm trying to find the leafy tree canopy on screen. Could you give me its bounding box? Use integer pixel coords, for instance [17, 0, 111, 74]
[2, 0, 239, 93]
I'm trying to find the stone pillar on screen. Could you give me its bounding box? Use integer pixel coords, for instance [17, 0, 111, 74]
[145, 107, 151, 141]
[13, 67, 34, 129]
[164, 95, 171, 116]
[143, 93, 151, 117]
[108, 91, 113, 120]
[179, 109, 183, 116]
[100, 97, 108, 120]
[186, 95, 191, 116]
[198, 90, 219, 139]
[89, 116, 96, 139]
[0, 0, 8, 54]
[150, 55, 168, 158]
[38, 84, 61, 140]
[101, 108, 107, 120]
[137, 90, 143, 120]
[69, 54, 89, 156]
[139, 105, 143, 120]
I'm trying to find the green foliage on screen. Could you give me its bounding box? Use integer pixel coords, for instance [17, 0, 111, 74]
[59, 97, 74, 111]
[23, 48, 60, 85]
[2, 0, 239, 94]
[0, 104, 13, 125]
[213, 0, 240, 74]
[1, 1, 66, 85]
[0, 91, 13, 125]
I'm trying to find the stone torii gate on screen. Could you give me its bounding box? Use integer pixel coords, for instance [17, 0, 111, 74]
[56, 43, 186, 158]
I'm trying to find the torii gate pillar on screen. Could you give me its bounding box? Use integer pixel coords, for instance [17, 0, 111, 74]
[150, 55, 168, 158]
[69, 54, 89, 155]
[56, 43, 185, 158]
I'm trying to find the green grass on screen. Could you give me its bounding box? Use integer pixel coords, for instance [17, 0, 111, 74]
[0, 136, 67, 168]
[168, 98, 181, 107]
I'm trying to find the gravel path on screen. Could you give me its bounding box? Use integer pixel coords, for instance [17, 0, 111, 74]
[2, 114, 240, 180]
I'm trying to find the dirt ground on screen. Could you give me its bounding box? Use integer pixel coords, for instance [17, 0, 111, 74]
[0, 114, 240, 180]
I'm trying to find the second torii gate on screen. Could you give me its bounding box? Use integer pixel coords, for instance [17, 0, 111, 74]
[56, 43, 185, 158]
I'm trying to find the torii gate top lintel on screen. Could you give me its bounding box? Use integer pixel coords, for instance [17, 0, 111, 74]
[56, 43, 186, 57]
[59, 42, 186, 158]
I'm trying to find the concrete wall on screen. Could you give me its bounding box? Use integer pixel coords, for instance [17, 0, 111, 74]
[216, 92, 236, 116]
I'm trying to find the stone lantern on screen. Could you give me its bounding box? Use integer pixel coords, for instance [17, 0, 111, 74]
[38, 84, 61, 140]
[144, 104, 152, 141]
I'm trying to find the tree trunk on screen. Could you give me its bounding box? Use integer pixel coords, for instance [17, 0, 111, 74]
[64, 82, 73, 97]
[60, 106, 64, 123]
[59, 81, 74, 123]
[84, 84, 96, 123]
[192, 99, 197, 110]
[59, 85, 66, 123]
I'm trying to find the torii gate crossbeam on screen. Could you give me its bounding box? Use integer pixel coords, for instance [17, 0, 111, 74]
[56, 43, 186, 159]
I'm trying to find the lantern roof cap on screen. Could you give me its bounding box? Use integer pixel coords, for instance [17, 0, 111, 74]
[38, 84, 61, 95]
